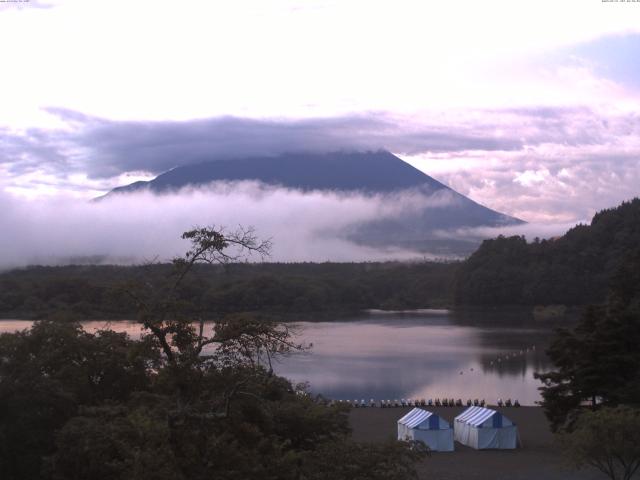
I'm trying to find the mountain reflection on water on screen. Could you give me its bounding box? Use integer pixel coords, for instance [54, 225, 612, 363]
[0, 309, 566, 405]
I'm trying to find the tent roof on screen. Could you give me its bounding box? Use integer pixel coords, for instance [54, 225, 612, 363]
[455, 406, 502, 427]
[398, 408, 447, 429]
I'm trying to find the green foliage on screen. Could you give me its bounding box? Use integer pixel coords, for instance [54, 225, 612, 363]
[0, 226, 426, 480]
[47, 403, 178, 480]
[301, 440, 427, 480]
[560, 406, 640, 480]
[0, 321, 158, 480]
[454, 198, 640, 306]
[535, 248, 640, 431]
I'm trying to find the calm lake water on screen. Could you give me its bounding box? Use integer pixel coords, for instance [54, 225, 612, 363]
[0, 309, 561, 405]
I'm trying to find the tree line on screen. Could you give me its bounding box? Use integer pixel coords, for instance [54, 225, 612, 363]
[453, 198, 640, 306]
[0, 261, 456, 320]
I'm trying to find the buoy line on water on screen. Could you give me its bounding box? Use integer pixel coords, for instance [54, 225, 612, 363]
[489, 344, 536, 367]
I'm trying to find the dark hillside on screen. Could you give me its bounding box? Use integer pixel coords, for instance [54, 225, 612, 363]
[453, 198, 640, 306]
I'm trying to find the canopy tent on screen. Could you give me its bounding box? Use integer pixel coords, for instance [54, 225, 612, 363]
[454, 406, 520, 450]
[397, 408, 454, 452]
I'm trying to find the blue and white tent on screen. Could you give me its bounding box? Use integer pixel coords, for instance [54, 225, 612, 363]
[397, 408, 454, 451]
[454, 406, 520, 449]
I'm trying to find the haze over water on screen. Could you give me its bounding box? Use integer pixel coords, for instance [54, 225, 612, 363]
[0, 310, 556, 405]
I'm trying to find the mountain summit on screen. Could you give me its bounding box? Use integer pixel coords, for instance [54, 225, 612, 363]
[108, 150, 450, 195]
[105, 151, 523, 255]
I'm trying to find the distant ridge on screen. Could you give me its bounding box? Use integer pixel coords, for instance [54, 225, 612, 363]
[104, 150, 523, 255]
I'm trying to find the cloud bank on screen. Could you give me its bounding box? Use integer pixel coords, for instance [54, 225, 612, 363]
[0, 183, 480, 268]
[0, 182, 584, 269]
[1, 109, 527, 180]
[1, 181, 583, 269]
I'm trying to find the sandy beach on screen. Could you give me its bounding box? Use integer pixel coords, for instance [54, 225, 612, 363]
[349, 406, 601, 480]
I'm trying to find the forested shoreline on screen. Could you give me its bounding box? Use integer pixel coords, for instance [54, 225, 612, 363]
[1, 198, 639, 319]
[0, 261, 457, 320]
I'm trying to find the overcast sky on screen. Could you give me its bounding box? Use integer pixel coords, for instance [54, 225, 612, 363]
[1, 0, 640, 231]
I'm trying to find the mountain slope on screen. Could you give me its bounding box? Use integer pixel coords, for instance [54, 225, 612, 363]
[109, 151, 449, 195]
[106, 151, 523, 255]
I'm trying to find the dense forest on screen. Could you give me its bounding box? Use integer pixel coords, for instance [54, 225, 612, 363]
[532, 238, 640, 480]
[453, 198, 640, 306]
[0, 261, 456, 320]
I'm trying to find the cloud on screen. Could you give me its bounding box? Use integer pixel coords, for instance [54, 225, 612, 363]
[3, 104, 639, 225]
[434, 221, 583, 244]
[399, 106, 640, 222]
[1, 109, 528, 181]
[421, 144, 640, 223]
[0, 182, 469, 268]
[567, 33, 640, 90]
[3, 105, 636, 181]
[513, 169, 552, 187]
[2, 1, 639, 127]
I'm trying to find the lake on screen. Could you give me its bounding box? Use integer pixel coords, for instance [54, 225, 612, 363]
[0, 309, 561, 405]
